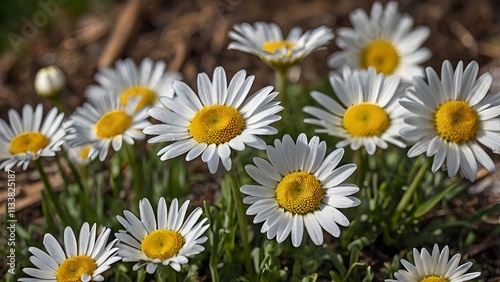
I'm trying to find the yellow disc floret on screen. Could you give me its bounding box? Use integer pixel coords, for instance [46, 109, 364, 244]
[189, 105, 245, 144]
[262, 41, 294, 55]
[361, 40, 400, 74]
[9, 132, 49, 154]
[420, 275, 449, 282]
[343, 103, 390, 137]
[120, 86, 157, 110]
[435, 100, 479, 143]
[56, 255, 97, 282]
[276, 171, 323, 214]
[94, 110, 132, 139]
[141, 230, 185, 260]
[79, 146, 91, 161]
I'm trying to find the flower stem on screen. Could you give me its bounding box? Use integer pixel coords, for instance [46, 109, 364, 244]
[355, 149, 366, 188]
[155, 264, 175, 282]
[124, 142, 144, 201]
[228, 169, 253, 275]
[392, 158, 430, 224]
[277, 69, 288, 107]
[203, 201, 221, 282]
[62, 148, 84, 191]
[34, 158, 70, 227]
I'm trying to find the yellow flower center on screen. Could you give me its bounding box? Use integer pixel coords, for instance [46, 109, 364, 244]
[360, 40, 400, 74]
[120, 86, 157, 111]
[94, 110, 132, 139]
[56, 255, 97, 282]
[141, 230, 185, 260]
[343, 103, 390, 137]
[78, 146, 91, 161]
[262, 41, 294, 56]
[275, 171, 323, 214]
[9, 132, 50, 154]
[420, 276, 449, 282]
[188, 104, 245, 144]
[435, 101, 479, 143]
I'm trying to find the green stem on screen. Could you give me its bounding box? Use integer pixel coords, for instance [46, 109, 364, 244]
[34, 159, 70, 227]
[291, 256, 302, 282]
[228, 169, 253, 275]
[62, 148, 84, 191]
[392, 158, 430, 223]
[355, 149, 365, 188]
[277, 69, 288, 107]
[54, 153, 69, 186]
[275, 68, 290, 139]
[155, 264, 175, 282]
[124, 143, 144, 201]
[203, 201, 220, 282]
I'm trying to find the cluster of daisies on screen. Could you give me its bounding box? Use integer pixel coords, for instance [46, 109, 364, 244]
[0, 0, 493, 280]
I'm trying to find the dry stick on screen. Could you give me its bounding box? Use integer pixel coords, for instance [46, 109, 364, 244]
[97, 0, 142, 69]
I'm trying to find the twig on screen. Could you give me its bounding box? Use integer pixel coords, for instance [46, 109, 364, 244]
[97, 0, 142, 69]
[449, 21, 478, 57]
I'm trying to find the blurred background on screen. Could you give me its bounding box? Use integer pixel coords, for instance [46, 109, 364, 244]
[1, 0, 500, 117]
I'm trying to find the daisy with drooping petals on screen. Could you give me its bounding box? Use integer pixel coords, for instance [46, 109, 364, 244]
[144, 66, 283, 174]
[386, 244, 481, 282]
[85, 58, 181, 111]
[400, 60, 500, 181]
[19, 222, 121, 282]
[304, 66, 409, 155]
[228, 22, 334, 69]
[0, 104, 65, 171]
[328, 1, 431, 80]
[240, 133, 360, 247]
[65, 94, 151, 161]
[115, 197, 209, 274]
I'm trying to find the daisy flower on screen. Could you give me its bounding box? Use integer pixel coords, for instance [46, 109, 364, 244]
[400, 60, 500, 181]
[328, 1, 431, 80]
[19, 222, 121, 282]
[303, 66, 409, 155]
[386, 244, 481, 282]
[228, 22, 334, 70]
[240, 133, 360, 247]
[115, 197, 209, 274]
[144, 66, 283, 174]
[0, 104, 65, 171]
[65, 143, 92, 166]
[65, 94, 151, 161]
[85, 57, 181, 111]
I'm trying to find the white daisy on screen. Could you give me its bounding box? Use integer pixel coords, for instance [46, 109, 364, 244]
[386, 244, 481, 282]
[240, 133, 360, 247]
[65, 94, 151, 161]
[85, 57, 181, 111]
[143, 66, 283, 174]
[328, 1, 431, 80]
[400, 60, 500, 181]
[0, 104, 65, 171]
[228, 22, 334, 69]
[115, 197, 209, 274]
[65, 143, 92, 166]
[19, 222, 121, 282]
[303, 66, 409, 155]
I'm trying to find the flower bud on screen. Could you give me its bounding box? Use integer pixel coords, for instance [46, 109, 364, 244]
[34, 65, 66, 98]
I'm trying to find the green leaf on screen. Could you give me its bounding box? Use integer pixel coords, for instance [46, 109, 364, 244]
[300, 273, 318, 282]
[413, 183, 458, 218]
